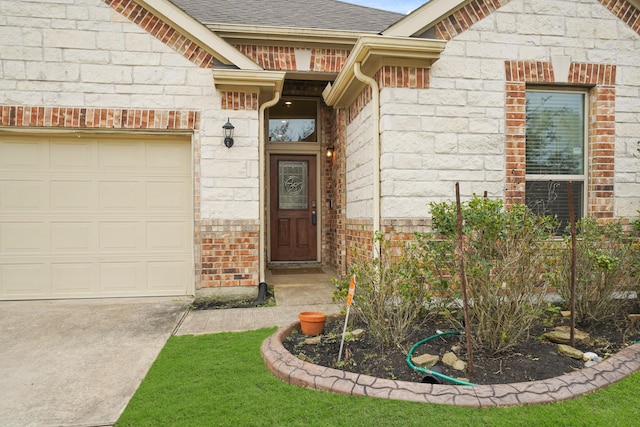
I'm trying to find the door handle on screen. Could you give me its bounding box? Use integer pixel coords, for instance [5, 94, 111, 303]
[311, 211, 317, 225]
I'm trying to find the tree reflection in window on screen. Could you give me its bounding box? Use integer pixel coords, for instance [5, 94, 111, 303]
[268, 98, 318, 143]
[269, 119, 316, 142]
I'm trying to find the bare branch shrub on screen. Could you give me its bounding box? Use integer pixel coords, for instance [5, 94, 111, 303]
[553, 217, 640, 325]
[420, 197, 559, 353]
[334, 232, 452, 349]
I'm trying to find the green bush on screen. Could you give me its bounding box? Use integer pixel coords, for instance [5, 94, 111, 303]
[554, 217, 640, 325]
[420, 196, 559, 353]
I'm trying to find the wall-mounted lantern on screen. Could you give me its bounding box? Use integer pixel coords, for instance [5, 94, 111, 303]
[222, 118, 235, 148]
[326, 146, 335, 158]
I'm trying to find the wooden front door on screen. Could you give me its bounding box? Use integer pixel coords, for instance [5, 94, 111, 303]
[270, 154, 317, 261]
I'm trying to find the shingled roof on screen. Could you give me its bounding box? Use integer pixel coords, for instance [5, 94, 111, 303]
[169, 0, 405, 33]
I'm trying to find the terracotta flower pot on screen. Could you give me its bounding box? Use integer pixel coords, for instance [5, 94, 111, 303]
[298, 311, 327, 336]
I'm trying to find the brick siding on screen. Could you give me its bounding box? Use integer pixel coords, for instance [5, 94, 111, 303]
[105, 0, 215, 68]
[198, 220, 260, 288]
[504, 60, 616, 219]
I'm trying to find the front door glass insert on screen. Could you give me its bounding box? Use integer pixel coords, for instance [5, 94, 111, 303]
[278, 161, 308, 210]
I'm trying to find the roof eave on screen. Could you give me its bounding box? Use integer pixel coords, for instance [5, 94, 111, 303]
[136, 0, 261, 70]
[323, 35, 446, 109]
[382, 0, 470, 37]
[206, 24, 371, 48]
[213, 69, 286, 101]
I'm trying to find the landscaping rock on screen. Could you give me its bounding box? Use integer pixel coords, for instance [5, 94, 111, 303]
[557, 344, 583, 359]
[412, 353, 439, 369]
[453, 360, 467, 372]
[561, 311, 572, 318]
[347, 328, 366, 340]
[583, 351, 602, 367]
[442, 352, 458, 368]
[543, 326, 589, 345]
[442, 351, 467, 372]
[303, 336, 322, 345]
[297, 353, 313, 363]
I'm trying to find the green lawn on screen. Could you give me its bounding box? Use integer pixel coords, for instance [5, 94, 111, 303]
[117, 328, 639, 426]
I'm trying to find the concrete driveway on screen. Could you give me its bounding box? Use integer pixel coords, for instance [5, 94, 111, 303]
[0, 297, 190, 427]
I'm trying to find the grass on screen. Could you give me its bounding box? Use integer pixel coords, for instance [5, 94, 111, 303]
[117, 328, 640, 427]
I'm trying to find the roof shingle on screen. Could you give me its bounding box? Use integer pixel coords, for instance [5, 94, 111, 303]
[169, 0, 405, 33]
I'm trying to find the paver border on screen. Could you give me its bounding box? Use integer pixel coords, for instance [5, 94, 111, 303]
[261, 321, 640, 407]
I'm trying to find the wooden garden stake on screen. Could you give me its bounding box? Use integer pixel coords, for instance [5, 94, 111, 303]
[567, 181, 577, 348]
[455, 182, 474, 375]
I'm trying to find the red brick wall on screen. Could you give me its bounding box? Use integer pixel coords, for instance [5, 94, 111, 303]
[435, 0, 511, 41]
[347, 66, 430, 124]
[345, 219, 374, 266]
[234, 45, 350, 73]
[105, 0, 215, 68]
[0, 105, 199, 129]
[504, 60, 616, 220]
[598, 0, 640, 34]
[199, 221, 259, 288]
[221, 92, 259, 110]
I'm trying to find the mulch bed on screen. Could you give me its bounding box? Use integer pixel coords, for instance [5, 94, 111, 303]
[282, 300, 640, 385]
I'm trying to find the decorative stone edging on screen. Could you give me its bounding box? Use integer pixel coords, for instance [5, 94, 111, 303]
[261, 322, 640, 407]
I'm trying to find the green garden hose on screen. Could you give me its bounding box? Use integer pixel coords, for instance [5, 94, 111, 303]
[406, 331, 476, 386]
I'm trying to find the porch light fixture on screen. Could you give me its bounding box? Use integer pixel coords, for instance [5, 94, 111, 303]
[326, 146, 335, 158]
[222, 118, 235, 148]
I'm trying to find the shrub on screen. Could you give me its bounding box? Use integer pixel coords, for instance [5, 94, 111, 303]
[334, 232, 451, 349]
[420, 196, 559, 353]
[554, 217, 640, 325]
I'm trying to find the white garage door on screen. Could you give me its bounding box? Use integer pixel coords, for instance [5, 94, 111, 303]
[0, 134, 193, 300]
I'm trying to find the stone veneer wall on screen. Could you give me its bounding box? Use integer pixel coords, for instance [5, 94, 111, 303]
[339, 0, 640, 270]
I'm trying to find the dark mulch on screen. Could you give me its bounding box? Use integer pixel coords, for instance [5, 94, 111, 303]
[191, 286, 275, 310]
[282, 301, 640, 385]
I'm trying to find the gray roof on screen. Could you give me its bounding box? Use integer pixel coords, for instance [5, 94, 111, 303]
[169, 0, 405, 33]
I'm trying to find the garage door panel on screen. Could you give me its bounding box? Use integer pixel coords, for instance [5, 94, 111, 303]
[99, 262, 144, 294]
[146, 143, 190, 171]
[146, 221, 189, 251]
[50, 222, 94, 253]
[98, 141, 141, 171]
[51, 262, 95, 295]
[50, 141, 93, 171]
[1, 180, 46, 211]
[99, 222, 143, 252]
[1, 222, 48, 253]
[0, 140, 45, 169]
[146, 180, 189, 211]
[147, 261, 189, 291]
[99, 181, 143, 210]
[0, 135, 192, 300]
[50, 181, 93, 211]
[1, 263, 49, 297]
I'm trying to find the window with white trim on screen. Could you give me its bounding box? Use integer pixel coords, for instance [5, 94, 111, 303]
[525, 90, 587, 230]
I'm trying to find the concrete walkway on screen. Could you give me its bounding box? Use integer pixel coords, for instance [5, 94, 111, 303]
[176, 270, 341, 335]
